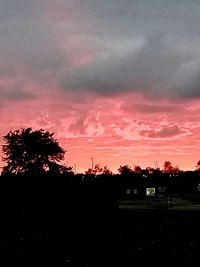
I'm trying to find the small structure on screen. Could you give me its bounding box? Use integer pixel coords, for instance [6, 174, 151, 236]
[146, 188, 156, 196]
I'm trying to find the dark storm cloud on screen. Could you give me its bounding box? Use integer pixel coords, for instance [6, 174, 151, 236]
[61, 0, 200, 98]
[64, 33, 188, 96]
[120, 102, 182, 114]
[1, 0, 200, 99]
[140, 125, 189, 139]
[0, 84, 36, 101]
[0, 1, 66, 76]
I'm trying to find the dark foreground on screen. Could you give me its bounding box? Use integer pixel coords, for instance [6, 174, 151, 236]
[0, 177, 200, 266]
[1, 207, 200, 266]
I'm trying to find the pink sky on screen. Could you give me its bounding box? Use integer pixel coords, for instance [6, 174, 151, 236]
[1, 1, 200, 173]
[1, 90, 200, 173]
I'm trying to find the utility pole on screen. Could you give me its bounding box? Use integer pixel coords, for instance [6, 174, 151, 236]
[91, 157, 94, 171]
[154, 161, 158, 169]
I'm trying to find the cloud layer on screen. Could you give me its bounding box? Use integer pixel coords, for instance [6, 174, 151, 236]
[1, 0, 200, 171]
[1, 0, 200, 99]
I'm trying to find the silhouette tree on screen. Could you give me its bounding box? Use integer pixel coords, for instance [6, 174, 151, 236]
[94, 164, 103, 175]
[47, 163, 73, 175]
[102, 165, 112, 175]
[133, 165, 142, 173]
[172, 165, 180, 174]
[163, 161, 181, 174]
[146, 166, 154, 174]
[2, 128, 65, 175]
[85, 168, 94, 175]
[163, 161, 173, 173]
[196, 160, 200, 171]
[118, 165, 133, 175]
[85, 164, 104, 175]
[163, 161, 180, 174]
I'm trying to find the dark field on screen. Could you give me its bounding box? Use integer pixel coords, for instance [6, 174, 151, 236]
[1, 206, 200, 266]
[0, 177, 200, 266]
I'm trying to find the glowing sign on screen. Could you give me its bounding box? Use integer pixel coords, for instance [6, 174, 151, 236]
[146, 188, 156, 196]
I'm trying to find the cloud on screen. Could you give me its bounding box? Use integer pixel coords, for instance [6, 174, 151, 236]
[0, 84, 36, 101]
[0, 0, 200, 101]
[140, 124, 190, 139]
[59, 0, 200, 99]
[120, 102, 182, 114]
[68, 113, 88, 135]
[168, 58, 200, 98]
[2, 0, 200, 172]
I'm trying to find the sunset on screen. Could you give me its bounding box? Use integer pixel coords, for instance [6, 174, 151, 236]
[1, 0, 200, 172]
[2, 1, 200, 265]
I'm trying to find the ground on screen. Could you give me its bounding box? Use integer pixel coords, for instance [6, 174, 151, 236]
[1, 199, 200, 266]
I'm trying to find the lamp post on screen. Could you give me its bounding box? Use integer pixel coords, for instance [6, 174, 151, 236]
[91, 157, 94, 171]
[154, 161, 158, 169]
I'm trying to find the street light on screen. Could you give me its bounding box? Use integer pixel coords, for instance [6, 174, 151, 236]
[154, 161, 158, 169]
[74, 164, 76, 174]
[91, 157, 94, 171]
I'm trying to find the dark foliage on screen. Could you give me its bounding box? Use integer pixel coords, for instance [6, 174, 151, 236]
[2, 128, 65, 175]
[2, 128, 200, 265]
[0, 172, 200, 266]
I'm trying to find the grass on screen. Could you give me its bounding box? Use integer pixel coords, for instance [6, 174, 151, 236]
[1, 205, 200, 266]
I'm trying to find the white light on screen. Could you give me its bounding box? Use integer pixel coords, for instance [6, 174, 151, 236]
[146, 188, 156, 196]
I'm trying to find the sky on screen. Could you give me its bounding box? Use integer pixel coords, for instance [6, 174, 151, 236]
[1, 0, 200, 173]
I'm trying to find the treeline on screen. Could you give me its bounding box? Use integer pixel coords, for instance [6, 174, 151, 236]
[1, 127, 200, 212]
[3, 127, 200, 266]
[1, 169, 200, 212]
[0, 173, 119, 221]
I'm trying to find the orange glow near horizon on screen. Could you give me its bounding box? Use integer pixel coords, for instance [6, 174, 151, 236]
[1, 1, 200, 174]
[0, 91, 200, 174]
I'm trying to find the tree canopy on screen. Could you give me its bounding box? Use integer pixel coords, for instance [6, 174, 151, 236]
[118, 165, 133, 175]
[2, 128, 65, 175]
